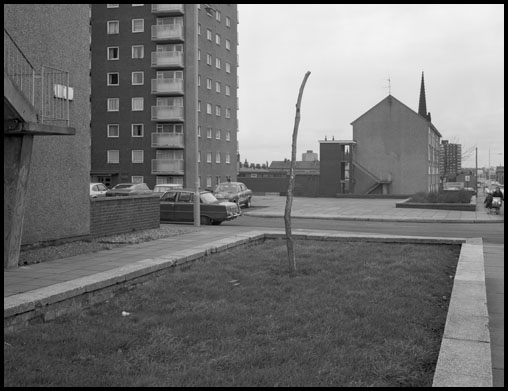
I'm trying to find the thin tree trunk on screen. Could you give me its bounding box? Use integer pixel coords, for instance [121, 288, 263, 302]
[284, 71, 311, 276]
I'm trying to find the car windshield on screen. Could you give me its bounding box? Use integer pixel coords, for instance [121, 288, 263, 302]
[113, 184, 134, 189]
[200, 193, 218, 203]
[215, 184, 238, 193]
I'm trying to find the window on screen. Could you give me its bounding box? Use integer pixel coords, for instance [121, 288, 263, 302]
[132, 19, 144, 33]
[132, 4, 144, 6]
[215, 33, 221, 45]
[198, 75, 201, 87]
[226, 16, 231, 28]
[206, 176, 212, 188]
[132, 124, 143, 137]
[206, 53, 212, 66]
[108, 150, 119, 163]
[132, 150, 144, 163]
[226, 62, 231, 73]
[225, 39, 231, 51]
[156, 123, 183, 133]
[198, 100, 201, 112]
[206, 29, 212, 41]
[215, 129, 221, 140]
[206, 78, 212, 90]
[132, 176, 144, 184]
[198, 49, 201, 61]
[225, 153, 231, 164]
[131, 97, 143, 111]
[132, 45, 144, 59]
[206, 152, 212, 163]
[215, 10, 221, 22]
[215, 81, 221, 93]
[198, 23, 201, 35]
[107, 21, 119, 34]
[207, 127, 212, 138]
[216, 152, 221, 163]
[107, 98, 119, 111]
[206, 103, 212, 114]
[198, 126, 201, 137]
[215, 105, 221, 116]
[132, 71, 144, 85]
[226, 108, 231, 118]
[216, 57, 221, 69]
[226, 130, 231, 141]
[225, 85, 231, 96]
[107, 73, 119, 86]
[108, 124, 119, 138]
[107, 4, 119, 8]
[107, 47, 119, 60]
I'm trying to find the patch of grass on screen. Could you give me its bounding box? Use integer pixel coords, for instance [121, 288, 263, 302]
[409, 190, 472, 204]
[4, 239, 459, 387]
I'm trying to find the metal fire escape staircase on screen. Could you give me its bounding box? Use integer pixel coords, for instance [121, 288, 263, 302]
[352, 159, 392, 195]
[4, 28, 75, 269]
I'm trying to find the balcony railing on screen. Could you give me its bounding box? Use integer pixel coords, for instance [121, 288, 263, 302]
[151, 24, 184, 42]
[151, 78, 184, 95]
[151, 105, 184, 121]
[151, 51, 184, 68]
[4, 29, 71, 126]
[4, 28, 35, 106]
[151, 4, 184, 14]
[151, 133, 185, 149]
[151, 159, 184, 175]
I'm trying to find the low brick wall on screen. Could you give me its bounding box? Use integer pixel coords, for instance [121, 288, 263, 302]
[90, 195, 160, 237]
[396, 196, 477, 211]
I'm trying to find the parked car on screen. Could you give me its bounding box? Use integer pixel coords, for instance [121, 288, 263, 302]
[160, 189, 241, 225]
[153, 183, 183, 197]
[90, 182, 108, 198]
[105, 183, 153, 197]
[463, 187, 477, 195]
[213, 181, 253, 208]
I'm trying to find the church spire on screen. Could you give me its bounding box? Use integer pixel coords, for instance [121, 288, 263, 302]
[418, 71, 428, 119]
[418, 72, 432, 121]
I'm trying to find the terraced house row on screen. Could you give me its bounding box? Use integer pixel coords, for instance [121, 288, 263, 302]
[90, 4, 239, 190]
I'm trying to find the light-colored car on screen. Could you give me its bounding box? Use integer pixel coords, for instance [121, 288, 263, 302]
[153, 183, 183, 197]
[105, 183, 153, 197]
[90, 182, 108, 198]
[213, 181, 253, 208]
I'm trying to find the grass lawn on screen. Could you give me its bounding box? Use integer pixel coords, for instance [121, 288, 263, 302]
[4, 239, 460, 387]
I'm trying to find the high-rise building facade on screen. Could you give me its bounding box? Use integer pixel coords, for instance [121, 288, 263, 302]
[90, 4, 238, 190]
[439, 140, 462, 180]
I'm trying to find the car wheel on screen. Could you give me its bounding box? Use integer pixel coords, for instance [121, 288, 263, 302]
[245, 197, 251, 208]
[211, 220, 222, 225]
[200, 216, 211, 225]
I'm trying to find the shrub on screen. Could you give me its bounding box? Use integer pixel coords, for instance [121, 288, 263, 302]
[409, 189, 472, 204]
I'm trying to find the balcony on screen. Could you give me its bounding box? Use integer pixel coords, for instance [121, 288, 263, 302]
[151, 4, 184, 15]
[151, 105, 184, 121]
[151, 78, 184, 95]
[151, 133, 184, 149]
[151, 159, 184, 175]
[151, 51, 184, 68]
[151, 24, 184, 42]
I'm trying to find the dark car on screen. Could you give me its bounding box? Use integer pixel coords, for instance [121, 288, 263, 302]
[160, 189, 241, 225]
[106, 183, 153, 197]
[213, 181, 253, 208]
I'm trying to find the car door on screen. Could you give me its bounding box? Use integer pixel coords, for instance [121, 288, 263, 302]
[238, 183, 247, 205]
[160, 191, 177, 221]
[174, 191, 194, 222]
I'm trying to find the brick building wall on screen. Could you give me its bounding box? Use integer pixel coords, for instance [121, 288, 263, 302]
[90, 195, 160, 237]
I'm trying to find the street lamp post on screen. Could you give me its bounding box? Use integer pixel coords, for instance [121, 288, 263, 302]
[193, 4, 201, 226]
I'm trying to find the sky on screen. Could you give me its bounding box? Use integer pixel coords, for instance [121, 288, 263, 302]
[236, 4, 504, 169]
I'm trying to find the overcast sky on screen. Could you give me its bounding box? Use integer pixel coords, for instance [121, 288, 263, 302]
[237, 4, 504, 169]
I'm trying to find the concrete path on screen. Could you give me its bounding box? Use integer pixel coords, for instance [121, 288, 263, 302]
[4, 195, 504, 386]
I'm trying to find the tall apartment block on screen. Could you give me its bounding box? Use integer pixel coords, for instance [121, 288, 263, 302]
[90, 4, 238, 190]
[439, 140, 462, 180]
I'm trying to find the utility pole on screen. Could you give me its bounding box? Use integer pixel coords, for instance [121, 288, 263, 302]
[475, 147, 478, 190]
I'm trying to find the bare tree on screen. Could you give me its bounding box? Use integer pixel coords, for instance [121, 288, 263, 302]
[284, 71, 311, 276]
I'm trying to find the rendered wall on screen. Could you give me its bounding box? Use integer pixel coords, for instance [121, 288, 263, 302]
[4, 4, 91, 245]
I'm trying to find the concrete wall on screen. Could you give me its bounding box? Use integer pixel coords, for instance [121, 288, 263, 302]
[240, 175, 320, 197]
[352, 96, 430, 195]
[90, 196, 160, 237]
[4, 4, 92, 246]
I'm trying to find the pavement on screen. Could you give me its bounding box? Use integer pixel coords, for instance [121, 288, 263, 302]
[4, 193, 504, 387]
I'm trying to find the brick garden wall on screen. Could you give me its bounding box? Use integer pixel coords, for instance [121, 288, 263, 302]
[90, 195, 160, 237]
